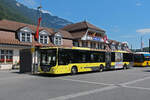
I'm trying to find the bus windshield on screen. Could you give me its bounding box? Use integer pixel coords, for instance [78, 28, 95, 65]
[40, 49, 57, 67]
[134, 54, 144, 62]
[144, 54, 150, 61]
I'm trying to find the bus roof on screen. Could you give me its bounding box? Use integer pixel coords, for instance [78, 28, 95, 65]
[40, 46, 107, 52]
[135, 52, 150, 54]
[40, 46, 131, 53]
[143, 54, 150, 56]
[113, 50, 130, 53]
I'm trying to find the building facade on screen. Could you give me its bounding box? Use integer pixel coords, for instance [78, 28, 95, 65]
[62, 21, 129, 51]
[0, 19, 73, 70]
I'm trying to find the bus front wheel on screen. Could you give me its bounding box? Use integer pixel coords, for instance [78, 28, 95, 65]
[123, 64, 127, 70]
[71, 66, 78, 75]
[99, 65, 104, 72]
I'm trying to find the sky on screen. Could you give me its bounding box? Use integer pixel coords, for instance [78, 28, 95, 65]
[17, 0, 150, 49]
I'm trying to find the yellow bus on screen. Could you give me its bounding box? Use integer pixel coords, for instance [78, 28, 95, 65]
[38, 47, 106, 74]
[133, 52, 150, 67]
[105, 51, 133, 70]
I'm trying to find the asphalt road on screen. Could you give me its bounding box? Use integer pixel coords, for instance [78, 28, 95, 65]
[0, 67, 150, 100]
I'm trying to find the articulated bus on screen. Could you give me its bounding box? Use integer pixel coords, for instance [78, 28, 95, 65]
[38, 47, 133, 74]
[133, 52, 150, 67]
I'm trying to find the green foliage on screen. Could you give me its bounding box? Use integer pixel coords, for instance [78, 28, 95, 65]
[0, 0, 33, 24]
[0, 0, 72, 28]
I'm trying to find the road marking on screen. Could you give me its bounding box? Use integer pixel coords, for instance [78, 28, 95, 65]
[120, 76, 150, 86]
[48, 86, 118, 100]
[122, 85, 150, 91]
[56, 77, 114, 86]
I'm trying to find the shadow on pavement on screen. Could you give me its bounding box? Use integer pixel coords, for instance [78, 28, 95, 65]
[133, 66, 149, 68]
[32, 70, 115, 78]
[143, 70, 150, 72]
[10, 68, 131, 78]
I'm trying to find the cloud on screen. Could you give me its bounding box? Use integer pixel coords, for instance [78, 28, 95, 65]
[41, 9, 53, 15]
[136, 28, 150, 34]
[16, 3, 21, 7]
[33, 8, 53, 15]
[136, 2, 142, 6]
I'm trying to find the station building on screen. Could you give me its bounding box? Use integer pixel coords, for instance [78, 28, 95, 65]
[0, 19, 130, 70]
[0, 19, 73, 70]
[62, 21, 129, 51]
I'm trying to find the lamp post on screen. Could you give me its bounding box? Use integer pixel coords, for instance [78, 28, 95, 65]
[141, 36, 143, 52]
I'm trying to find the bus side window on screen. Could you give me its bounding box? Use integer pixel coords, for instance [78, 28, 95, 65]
[90, 52, 105, 63]
[99, 52, 105, 62]
[80, 51, 89, 63]
[111, 52, 115, 62]
[91, 54, 94, 62]
[115, 53, 123, 62]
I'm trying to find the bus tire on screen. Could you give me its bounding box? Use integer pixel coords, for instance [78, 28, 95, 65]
[146, 62, 149, 67]
[123, 64, 127, 70]
[71, 66, 78, 75]
[99, 65, 104, 72]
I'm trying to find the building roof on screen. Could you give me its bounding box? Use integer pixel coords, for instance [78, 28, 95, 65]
[0, 19, 73, 39]
[70, 30, 87, 39]
[62, 21, 105, 33]
[53, 29, 73, 39]
[0, 19, 53, 33]
[0, 19, 73, 47]
[108, 39, 120, 44]
[0, 30, 54, 47]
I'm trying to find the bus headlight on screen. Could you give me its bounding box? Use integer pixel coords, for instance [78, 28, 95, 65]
[51, 68, 55, 72]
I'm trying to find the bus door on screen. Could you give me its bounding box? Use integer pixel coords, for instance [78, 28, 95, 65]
[105, 52, 111, 69]
[115, 52, 124, 69]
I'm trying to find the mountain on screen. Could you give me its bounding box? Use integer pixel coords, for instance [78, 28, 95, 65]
[0, 0, 72, 28]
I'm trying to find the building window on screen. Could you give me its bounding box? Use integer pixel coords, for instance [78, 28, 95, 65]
[98, 43, 105, 49]
[110, 44, 116, 50]
[20, 32, 32, 42]
[117, 44, 122, 50]
[90, 42, 96, 48]
[39, 35, 48, 44]
[122, 44, 128, 50]
[73, 40, 79, 47]
[82, 41, 88, 47]
[0, 50, 13, 63]
[27, 33, 31, 42]
[53, 33, 62, 46]
[54, 36, 62, 46]
[98, 43, 102, 49]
